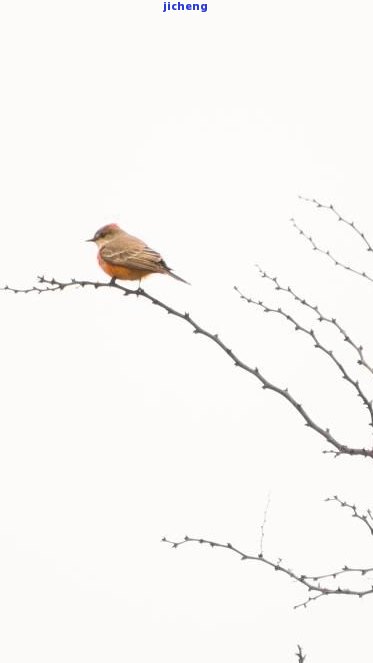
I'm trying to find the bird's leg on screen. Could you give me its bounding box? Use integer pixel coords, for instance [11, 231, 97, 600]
[109, 277, 116, 285]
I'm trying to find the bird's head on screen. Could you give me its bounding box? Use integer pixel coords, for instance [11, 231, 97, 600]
[86, 223, 121, 246]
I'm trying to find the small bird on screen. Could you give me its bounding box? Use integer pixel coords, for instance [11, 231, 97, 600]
[86, 224, 190, 285]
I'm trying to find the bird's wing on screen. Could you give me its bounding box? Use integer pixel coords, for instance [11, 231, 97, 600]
[100, 236, 167, 273]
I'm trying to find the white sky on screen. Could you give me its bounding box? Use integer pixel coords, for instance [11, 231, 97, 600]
[1, 0, 373, 660]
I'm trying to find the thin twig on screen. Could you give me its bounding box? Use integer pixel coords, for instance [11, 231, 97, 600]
[254, 266, 373, 376]
[299, 196, 373, 253]
[325, 496, 373, 536]
[301, 566, 373, 581]
[291, 219, 373, 284]
[260, 492, 271, 557]
[235, 286, 373, 430]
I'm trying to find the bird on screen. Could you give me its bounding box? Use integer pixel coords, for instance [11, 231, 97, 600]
[86, 223, 190, 285]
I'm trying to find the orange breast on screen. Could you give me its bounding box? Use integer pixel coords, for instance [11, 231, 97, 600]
[97, 253, 152, 281]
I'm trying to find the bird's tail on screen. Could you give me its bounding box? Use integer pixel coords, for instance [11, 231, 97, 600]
[168, 270, 191, 285]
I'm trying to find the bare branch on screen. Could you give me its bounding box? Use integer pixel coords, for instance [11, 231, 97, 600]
[291, 219, 373, 284]
[2, 275, 373, 460]
[235, 286, 373, 430]
[255, 266, 373, 376]
[326, 495, 373, 537]
[300, 566, 373, 582]
[299, 196, 373, 253]
[295, 644, 306, 662]
[162, 535, 373, 609]
[260, 492, 271, 557]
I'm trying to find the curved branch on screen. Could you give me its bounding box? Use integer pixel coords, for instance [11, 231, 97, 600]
[2, 275, 373, 459]
[161, 535, 373, 609]
[325, 496, 373, 537]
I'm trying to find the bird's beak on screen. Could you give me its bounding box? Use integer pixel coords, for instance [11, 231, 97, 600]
[86, 237, 95, 242]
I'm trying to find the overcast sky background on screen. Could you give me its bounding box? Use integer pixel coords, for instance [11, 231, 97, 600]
[1, 1, 373, 661]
